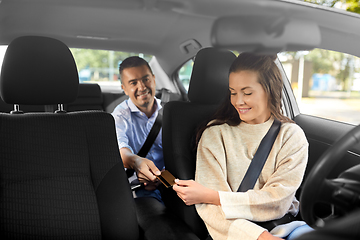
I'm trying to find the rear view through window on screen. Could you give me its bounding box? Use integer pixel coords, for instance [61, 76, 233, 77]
[280, 49, 360, 125]
[70, 48, 153, 91]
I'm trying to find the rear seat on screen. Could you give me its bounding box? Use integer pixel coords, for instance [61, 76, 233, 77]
[65, 83, 104, 112]
[0, 83, 182, 113]
[0, 97, 47, 113]
[102, 91, 129, 113]
[0, 83, 106, 113]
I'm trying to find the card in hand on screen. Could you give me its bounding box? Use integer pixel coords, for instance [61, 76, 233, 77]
[156, 170, 176, 188]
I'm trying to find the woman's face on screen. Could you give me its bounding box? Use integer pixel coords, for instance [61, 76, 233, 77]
[229, 70, 271, 124]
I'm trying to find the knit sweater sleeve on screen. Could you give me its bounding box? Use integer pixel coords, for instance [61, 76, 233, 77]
[195, 126, 267, 240]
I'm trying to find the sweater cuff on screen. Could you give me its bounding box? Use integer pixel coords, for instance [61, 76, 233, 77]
[219, 191, 253, 220]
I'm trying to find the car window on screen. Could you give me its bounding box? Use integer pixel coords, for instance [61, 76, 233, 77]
[279, 49, 360, 125]
[70, 48, 153, 91]
[178, 59, 194, 92]
[0, 45, 7, 75]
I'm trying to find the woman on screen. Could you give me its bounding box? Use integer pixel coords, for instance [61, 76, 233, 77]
[173, 53, 312, 240]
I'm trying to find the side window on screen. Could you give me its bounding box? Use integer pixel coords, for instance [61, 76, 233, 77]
[279, 49, 360, 125]
[70, 49, 152, 91]
[0, 45, 7, 75]
[178, 59, 194, 92]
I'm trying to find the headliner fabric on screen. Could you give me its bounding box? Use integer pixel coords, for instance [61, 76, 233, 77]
[188, 47, 236, 104]
[0, 36, 79, 105]
[0, 111, 139, 239]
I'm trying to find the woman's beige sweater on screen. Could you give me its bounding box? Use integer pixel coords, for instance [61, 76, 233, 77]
[195, 118, 308, 240]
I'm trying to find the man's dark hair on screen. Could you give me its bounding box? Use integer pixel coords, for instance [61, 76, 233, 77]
[119, 56, 153, 80]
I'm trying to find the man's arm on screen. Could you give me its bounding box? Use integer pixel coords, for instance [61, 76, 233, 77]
[120, 147, 161, 183]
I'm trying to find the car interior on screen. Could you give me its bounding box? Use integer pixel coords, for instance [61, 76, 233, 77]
[0, 36, 139, 239]
[1, 0, 360, 240]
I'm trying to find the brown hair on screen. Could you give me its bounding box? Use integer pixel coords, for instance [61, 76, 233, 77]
[196, 52, 294, 144]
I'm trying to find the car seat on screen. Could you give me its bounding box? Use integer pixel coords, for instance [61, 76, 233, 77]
[162, 47, 236, 239]
[0, 36, 139, 239]
[66, 83, 104, 112]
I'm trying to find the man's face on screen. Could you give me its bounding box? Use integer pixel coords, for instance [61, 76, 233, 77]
[121, 65, 156, 111]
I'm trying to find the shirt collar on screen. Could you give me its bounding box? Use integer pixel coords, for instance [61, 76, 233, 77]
[128, 97, 162, 114]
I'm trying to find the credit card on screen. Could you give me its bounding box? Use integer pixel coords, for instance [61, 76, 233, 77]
[156, 170, 176, 188]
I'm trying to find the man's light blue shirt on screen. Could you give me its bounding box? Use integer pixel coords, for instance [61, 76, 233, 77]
[111, 97, 164, 170]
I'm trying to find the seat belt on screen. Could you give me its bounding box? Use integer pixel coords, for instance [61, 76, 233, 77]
[237, 119, 281, 192]
[128, 92, 170, 187]
[235, 119, 297, 231]
[205, 119, 282, 240]
[137, 108, 163, 158]
[136, 90, 170, 158]
[126, 108, 163, 184]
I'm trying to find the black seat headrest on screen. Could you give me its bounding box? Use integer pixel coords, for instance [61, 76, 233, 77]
[188, 47, 236, 104]
[0, 36, 79, 105]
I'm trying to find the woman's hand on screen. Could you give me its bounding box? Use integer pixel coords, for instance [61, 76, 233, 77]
[173, 179, 220, 206]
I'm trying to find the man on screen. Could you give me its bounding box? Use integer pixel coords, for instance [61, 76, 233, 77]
[112, 56, 163, 201]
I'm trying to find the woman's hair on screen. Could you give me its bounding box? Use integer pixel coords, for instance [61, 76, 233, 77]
[196, 52, 294, 144]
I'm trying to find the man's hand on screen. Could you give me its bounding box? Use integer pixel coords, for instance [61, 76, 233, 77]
[120, 147, 161, 185]
[133, 156, 161, 183]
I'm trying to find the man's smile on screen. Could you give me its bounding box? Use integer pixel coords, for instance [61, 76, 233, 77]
[136, 89, 150, 99]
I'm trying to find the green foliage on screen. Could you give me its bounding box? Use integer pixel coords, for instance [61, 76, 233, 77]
[282, 49, 360, 91]
[304, 0, 339, 7]
[305, 49, 339, 75]
[287, 1, 360, 91]
[70, 48, 152, 71]
[346, 0, 360, 13]
[304, 0, 360, 13]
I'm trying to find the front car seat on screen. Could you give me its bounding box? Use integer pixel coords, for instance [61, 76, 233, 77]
[0, 36, 139, 240]
[162, 47, 236, 239]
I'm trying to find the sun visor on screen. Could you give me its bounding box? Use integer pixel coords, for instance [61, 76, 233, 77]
[211, 16, 321, 54]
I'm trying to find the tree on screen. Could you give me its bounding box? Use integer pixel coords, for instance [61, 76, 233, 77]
[283, 1, 360, 91]
[70, 48, 153, 81]
[70, 48, 152, 71]
[304, 0, 360, 14]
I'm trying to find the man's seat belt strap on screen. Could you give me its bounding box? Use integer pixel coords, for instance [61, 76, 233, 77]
[126, 108, 163, 180]
[137, 108, 163, 157]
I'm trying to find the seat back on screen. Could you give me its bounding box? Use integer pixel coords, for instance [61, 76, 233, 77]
[0, 36, 139, 239]
[162, 47, 236, 239]
[66, 83, 104, 112]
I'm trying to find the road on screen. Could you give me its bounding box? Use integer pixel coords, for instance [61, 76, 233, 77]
[299, 98, 360, 125]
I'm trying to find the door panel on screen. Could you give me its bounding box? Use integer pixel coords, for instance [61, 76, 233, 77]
[294, 114, 360, 180]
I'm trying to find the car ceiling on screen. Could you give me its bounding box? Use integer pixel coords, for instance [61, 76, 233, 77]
[0, 0, 360, 75]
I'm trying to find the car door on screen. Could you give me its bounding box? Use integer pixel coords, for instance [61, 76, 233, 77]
[279, 52, 360, 186]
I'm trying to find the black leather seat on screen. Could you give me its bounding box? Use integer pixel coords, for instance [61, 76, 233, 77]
[0, 36, 139, 239]
[162, 47, 236, 239]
